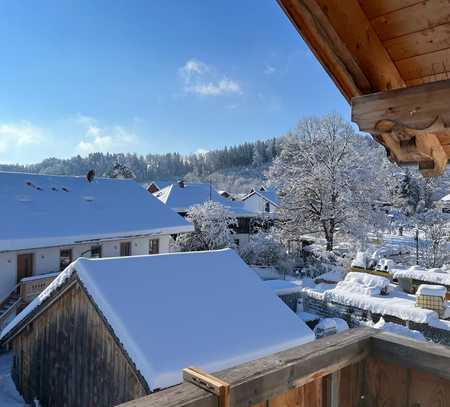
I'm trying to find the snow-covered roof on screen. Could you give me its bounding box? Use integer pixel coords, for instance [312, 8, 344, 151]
[393, 268, 450, 286]
[440, 193, 450, 202]
[242, 189, 280, 207]
[263, 279, 304, 295]
[155, 182, 256, 217]
[0, 172, 193, 252]
[416, 284, 447, 298]
[1, 249, 314, 390]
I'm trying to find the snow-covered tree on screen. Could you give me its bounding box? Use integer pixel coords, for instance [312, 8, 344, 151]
[239, 230, 291, 272]
[269, 113, 382, 251]
[104, 162, 136, 179]
[176, 201, 237, 251]
[416, 210, 450, 268]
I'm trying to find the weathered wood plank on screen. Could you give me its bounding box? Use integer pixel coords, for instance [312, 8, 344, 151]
[370, 0, 450, 41]
[384, 23, 450, 61]
[409, 369, 450, 406]
[117, 328, 374, 407]
[358, 0, 421, 20]
[396, 47, 450, 81]
[365, 357, 408, 407]
[371, 331, 450, 381]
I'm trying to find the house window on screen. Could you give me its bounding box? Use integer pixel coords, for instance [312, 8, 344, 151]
[90, 245, 102, 258]
[120, 242, 132, 257]
[60, 249, 72, 271]
[234, 239, 240, 246]
[149, 239, 159, 254]
[264, 202, 271, 212]
[234, 218, 250, 234]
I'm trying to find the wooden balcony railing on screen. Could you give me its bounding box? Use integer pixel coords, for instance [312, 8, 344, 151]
[20, 272, 59, 304]
[116, 328, 450, 407]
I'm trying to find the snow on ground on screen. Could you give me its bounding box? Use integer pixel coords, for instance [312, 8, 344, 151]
[262, 279, 306, 295]
[393, 268, 450, 286]
[0, 353, 28, 406]
[371, 318, 426, 342]
[325, 285, 437, 324]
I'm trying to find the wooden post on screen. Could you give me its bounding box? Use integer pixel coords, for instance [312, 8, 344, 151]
[183, 367, 230, 407]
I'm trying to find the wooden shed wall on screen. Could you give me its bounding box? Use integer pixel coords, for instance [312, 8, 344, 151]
[9, 281, 148, 407]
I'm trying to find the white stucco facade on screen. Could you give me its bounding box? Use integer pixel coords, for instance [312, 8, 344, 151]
[242, 193, 278, 214]
[0, 234, 172, 299]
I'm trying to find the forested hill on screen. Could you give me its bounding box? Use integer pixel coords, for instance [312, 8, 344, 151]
[0, 138, 280, 193]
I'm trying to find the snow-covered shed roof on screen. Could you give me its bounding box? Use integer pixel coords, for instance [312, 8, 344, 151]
[440, 193, 450, 202]
[0, 172, 193, 252]
[1, 249, 314, 390]
[393, 268, 450, 287]
[155, 182, 256, 217]
[242, 188, 280, 207]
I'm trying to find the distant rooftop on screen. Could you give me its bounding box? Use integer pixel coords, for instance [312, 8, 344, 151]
[0, 172, 193, 252]
[155, 182, 256, 217]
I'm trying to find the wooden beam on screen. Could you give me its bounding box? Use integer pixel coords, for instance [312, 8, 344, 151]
[116, 328, 374, 407]
[352, 79, 450, 175]
[370, 332, 450, 381]
[277, 0, 405, 100]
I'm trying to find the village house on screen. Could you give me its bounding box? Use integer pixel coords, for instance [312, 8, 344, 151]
[436, 193, 450, 214]
[154, 180, 259, 246]
[241, 186, 280, 215]
[0, 249, 314, 407]
[0, 171, 193, 325]
[145, 180, 172, 194]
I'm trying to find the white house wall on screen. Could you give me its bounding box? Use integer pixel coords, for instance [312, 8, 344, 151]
[243, 194, 276, 214]
[0, 235, 171, 299]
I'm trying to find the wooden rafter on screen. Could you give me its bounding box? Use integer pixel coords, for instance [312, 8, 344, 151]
[277, 0, 405, 101]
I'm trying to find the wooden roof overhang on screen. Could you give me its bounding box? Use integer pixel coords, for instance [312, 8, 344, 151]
[277, 0, 450, 176]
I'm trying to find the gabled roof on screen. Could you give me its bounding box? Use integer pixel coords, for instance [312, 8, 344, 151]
[0, 172, 193, 252]
[155, 182, 256, 217]
[1, 249, 314, 390]
[440, 194, 450, 202]
[146, 180, 172, 190]
[242, 189, 280, 207]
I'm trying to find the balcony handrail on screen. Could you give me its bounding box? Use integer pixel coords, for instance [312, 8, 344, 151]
[116, 328, 450, 407]
[0, 283, 20, 310]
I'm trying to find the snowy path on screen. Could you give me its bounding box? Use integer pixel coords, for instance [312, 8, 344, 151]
[0, 353, 28, 406]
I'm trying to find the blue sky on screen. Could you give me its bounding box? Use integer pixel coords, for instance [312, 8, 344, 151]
[0, 0, 349, 164]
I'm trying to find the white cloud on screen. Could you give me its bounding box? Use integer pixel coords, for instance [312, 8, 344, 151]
[76, 123, 138, 155]
[0, 122, 43, 154]
[179, 58, 242, 96]
[264, 65, 276, 75]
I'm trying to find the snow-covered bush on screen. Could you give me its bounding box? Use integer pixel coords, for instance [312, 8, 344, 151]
[301, 244, 345, 278]
[239, 231, 292, 273]
[176, 201, 237, 251]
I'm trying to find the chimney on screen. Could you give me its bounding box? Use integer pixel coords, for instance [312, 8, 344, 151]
[177, 179, 185, 188]
[86, 169, 96, 183]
